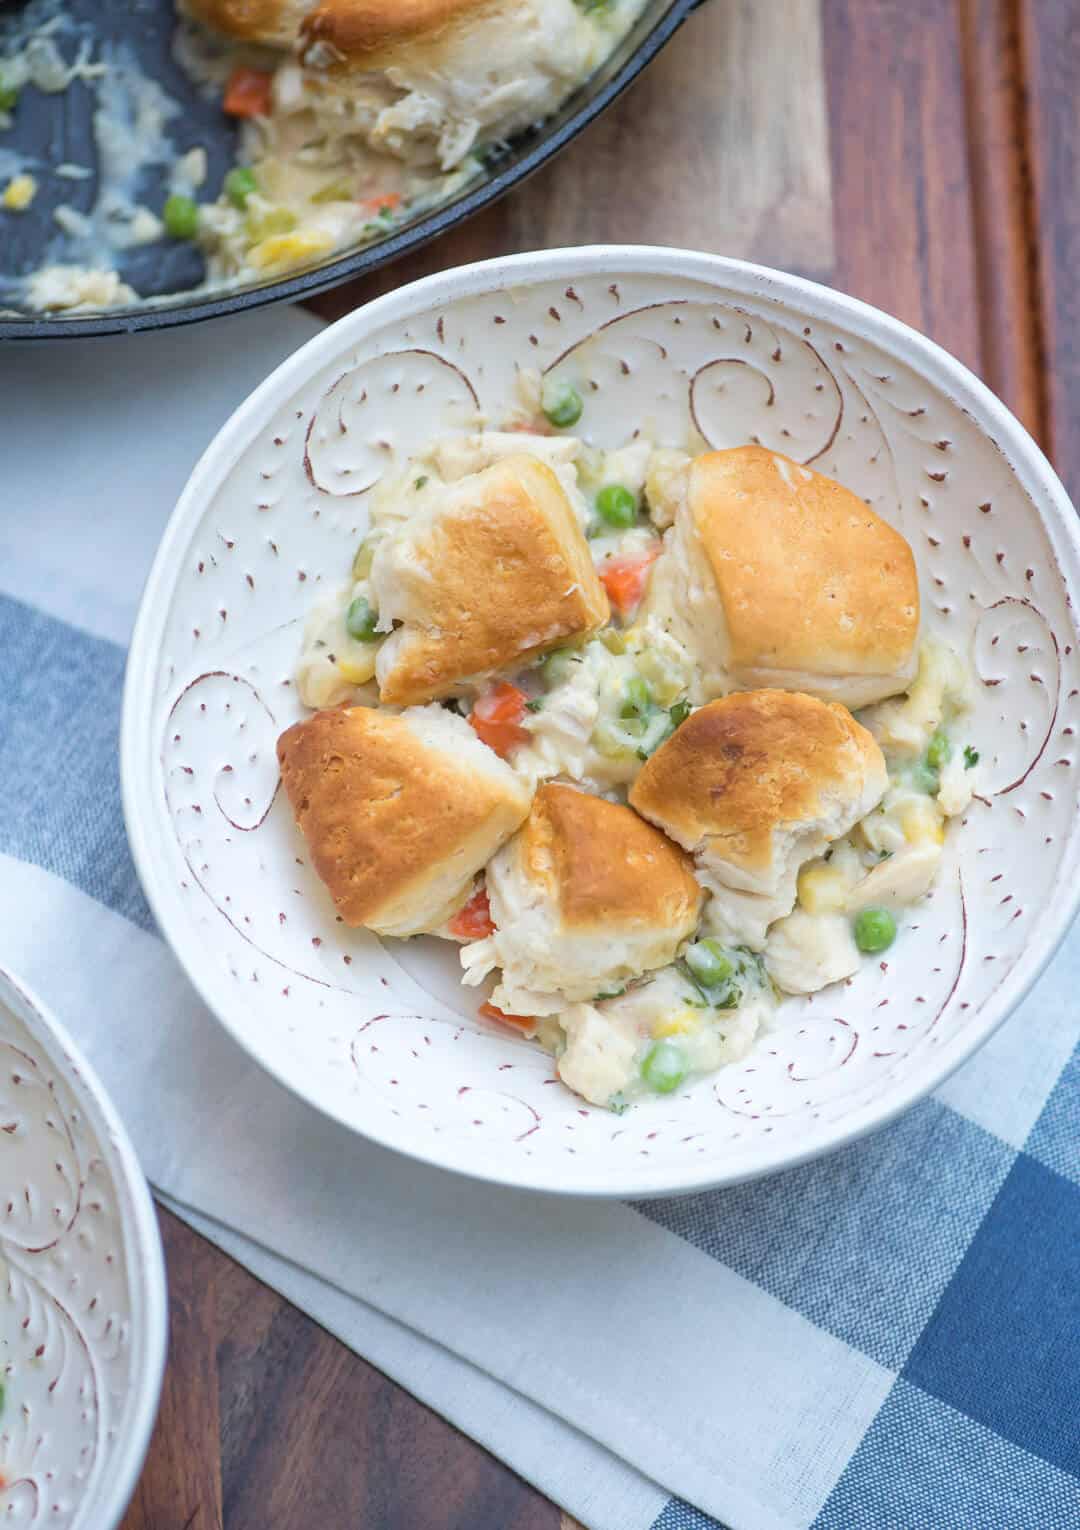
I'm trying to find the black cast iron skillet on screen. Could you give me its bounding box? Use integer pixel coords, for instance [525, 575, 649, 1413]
[0, 0, 700, 340]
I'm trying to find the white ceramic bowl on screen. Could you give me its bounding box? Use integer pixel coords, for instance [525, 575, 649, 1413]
[0, 969, 167, 1528]
[121, 247, 1080, 1197]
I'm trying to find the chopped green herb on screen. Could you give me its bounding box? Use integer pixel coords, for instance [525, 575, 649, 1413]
[525, 699, 544, 713]
[414, 475, 428, 489]
[608, 1091, 629, 1115]
[669, 699, 692, 728]
[879, 849, 893, 861]
[0, 82, 18, 114]
[963, 744, 980, 769]
[594, 986, 627, 1001]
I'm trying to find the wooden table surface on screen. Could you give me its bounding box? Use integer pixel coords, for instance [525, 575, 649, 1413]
[121, 3, 1080, 1526]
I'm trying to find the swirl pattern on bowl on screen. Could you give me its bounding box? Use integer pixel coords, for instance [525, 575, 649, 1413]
[0, 974, 165, 1528]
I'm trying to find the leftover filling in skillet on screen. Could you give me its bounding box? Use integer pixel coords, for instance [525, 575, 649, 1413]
[0, 0, 644, 311]
[281, 378, 981, 1111]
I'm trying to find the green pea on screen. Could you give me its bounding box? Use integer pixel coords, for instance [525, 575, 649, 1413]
[620, 673, 652, 718]
[684, 939, 734, 990]
[853, 906, 897, 954]
[541, 378, 583, 429]
[595, 484, 637, 529]
[345, 596, 380, 643]
[641, 1040, 687, 1095]
[542, 648, 580, 688]
[224, 166, 258, 208]
[163, 194, 199, 240]
[926, 728, 951, 772]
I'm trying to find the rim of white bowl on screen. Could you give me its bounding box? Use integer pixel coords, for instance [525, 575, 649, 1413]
[0, 968, 168, 1525]
[121, 246, 1080, 1198]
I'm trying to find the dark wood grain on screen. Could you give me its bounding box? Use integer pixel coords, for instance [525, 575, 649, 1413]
[1021, 0, 1080, 498]
[822, 0, 982, 375]
[124, 3, 1066, 1526]
[957, 0, 1048, 441]
[121, 1211, 561, 1530]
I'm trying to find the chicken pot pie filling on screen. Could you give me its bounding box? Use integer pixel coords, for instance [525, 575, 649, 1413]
[1, 0, 644, 311]
[286, 389, 980, 1111]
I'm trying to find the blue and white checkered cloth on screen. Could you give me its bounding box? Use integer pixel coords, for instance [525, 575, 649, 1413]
[2, 311, 1078, 1530]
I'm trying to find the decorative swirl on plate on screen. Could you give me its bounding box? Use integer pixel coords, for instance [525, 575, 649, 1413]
[164, 672, 280, 834]
[351, 1014, 545, 1142]
[304, 350, 479, 497]
[690, 333, 843, 463]
[543, 300, 844, 462]
[162, 672, 386, 995]
[973, 598, 1061, 796]
[0, 1259, 101, 1529]
[0, 1043, 80, 1253]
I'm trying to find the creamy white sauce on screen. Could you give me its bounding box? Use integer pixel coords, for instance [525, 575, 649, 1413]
[2, 0, 646, 312]
[292, 421, 979, 1110]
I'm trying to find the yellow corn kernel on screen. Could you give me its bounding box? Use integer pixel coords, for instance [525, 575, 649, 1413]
[249, 228, 334, 271]
[899, 799, 945, 847]
[3, 174, 37, 211]
[338, 652, 376, 685]
[652, 1008, 701, 1039]
[797, 861, 851, 914]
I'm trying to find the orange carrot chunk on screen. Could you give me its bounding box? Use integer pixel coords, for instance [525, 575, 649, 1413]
[598, 543, 660, 618]
[469, 681, 531, 758]
[479, 1001, 536, 1033]
[224, 67, 273, 118]
[448, 887, 495, 940]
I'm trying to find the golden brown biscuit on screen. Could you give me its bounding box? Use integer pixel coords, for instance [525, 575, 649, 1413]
[630, 690, 887, 948]
[371, 455, 609, 707]
[646, 446, 919, 707]
[519, 783, 702, 934]
[301, 0, 486, 64]
[462, 784, 703, 1012]
[276, 703, 531, 936]
[183, 0, 311, 47]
